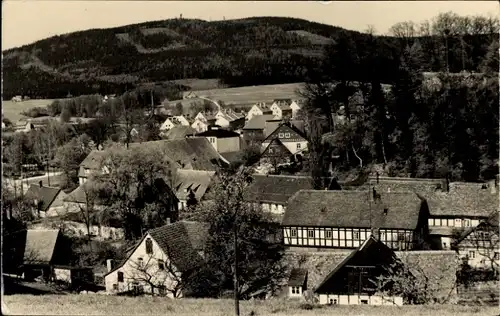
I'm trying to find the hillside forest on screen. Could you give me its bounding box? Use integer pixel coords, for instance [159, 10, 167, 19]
[2, 12, 499, 99]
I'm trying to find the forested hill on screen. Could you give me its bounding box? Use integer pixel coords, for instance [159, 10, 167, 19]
[2, 16, 497, 100]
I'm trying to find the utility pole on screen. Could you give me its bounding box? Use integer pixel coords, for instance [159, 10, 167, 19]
[233, 220, 240, 316]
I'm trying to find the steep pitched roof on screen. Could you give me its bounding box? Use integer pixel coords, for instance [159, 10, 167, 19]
[455, 211, 500, 244]
[24, 229, 60, 265]
[363, 176, 448, 194]
[260, 138, 292, 157]
[244, 174, 314, 204]
[164, 125, 197, 140]
[79, 150, 108, 171]
[282, 190, 424, 230]
[24, 185, 62, 212]
[263, 121, 307, 141]
[174, 169, 215, 201]
[148, 221, 209, 272]
[288, 268, 308, 287]
[423, 190, 498, 217]
[243, 115, 277, 130]
[196, 128, 240, 138]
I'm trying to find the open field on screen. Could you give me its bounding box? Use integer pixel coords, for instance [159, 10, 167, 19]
[180, 82, 305, 105]
[169, 78, 226, 91]
[2, 295, 495, 316]
[2, 99, 55, 123]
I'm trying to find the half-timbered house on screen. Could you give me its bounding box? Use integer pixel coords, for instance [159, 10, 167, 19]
[261, 122, 308, 158]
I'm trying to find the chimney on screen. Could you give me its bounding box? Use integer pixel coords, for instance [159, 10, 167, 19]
[106, 259, 114, 272]
[39, 181, 43, 187]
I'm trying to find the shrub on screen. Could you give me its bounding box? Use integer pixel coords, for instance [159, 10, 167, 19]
[21, 107, 49, 118]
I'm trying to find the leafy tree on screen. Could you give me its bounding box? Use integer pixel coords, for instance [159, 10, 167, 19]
[186, 190, 198, 209]
[54, 135, 93, 189]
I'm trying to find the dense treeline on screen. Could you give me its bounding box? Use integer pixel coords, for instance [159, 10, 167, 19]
[303, 24, 499, 185]
[3, 14, 498, 100]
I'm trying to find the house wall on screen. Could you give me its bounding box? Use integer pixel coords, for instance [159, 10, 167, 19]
[262, 140, 307, 156]
[457, 229, 500, 269]
[105, 233, 183, 298]
[429, 217, 482, 228]
[290, 103, 301, 118]
[283, 227, 414, 250]
[215, 117, 230, 128]
[191, 120, 209, 133]
[216, 137, 240, 153]
[259, 202, 285, 215]
[54, 268, 72, 283]
[246, 106, 263, 121]
[319, 294, 403, 306]
[160, 119, 175, 131]
[288, 285, 303, 298]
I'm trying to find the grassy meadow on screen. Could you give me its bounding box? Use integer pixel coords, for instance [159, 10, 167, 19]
[2, 295, 495, 316]
[2, 99, 55, 123]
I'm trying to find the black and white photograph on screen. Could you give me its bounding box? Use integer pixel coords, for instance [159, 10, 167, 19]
[1, 1, 499, 315]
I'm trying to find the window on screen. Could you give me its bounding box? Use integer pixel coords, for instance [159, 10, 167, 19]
[279, 133, 284, 138]
[495, 252, 500, 260]
[158, 259, 165, 270]
[308, 230, 315, 238]
[464, 219, 471, 227]
[138, 257, 144, 268]
[469, 251, 476, 259]
[290, 228, 297, 237]
[361, 299, 368, 304]
[353, 231, 360, 240]
[380, 232, 386, 240]
[113, 284, 118, 290]
[146, 238, 153, 254]
[117, 272, 124, 282]
[297, 143, 301, 150]
[326, 230, 332, 239]
[284, 133, 290, 138]
[398, 232, 406, 241]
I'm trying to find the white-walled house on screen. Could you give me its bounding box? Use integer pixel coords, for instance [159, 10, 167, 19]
[261, 122, 308, 156]
[160, 116, 190, 132]
[214, 110, 245, 130]
[194, 127, 241, 153]
[270, 99, 294, 119]
[246, 103, 273, 121]
[174, 170, 215, 210]
[287, 268, 308, 298]
[289, 100, 302, 118]
[104, 221, 208, 297]
[191, 112, 216, 133]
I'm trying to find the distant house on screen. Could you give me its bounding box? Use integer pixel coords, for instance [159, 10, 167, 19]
[289, 100, 303, 119]
[104, 221, 208, 297]
[3, 229, 72, 282]
[162, 125, 197, 140]
[282, 190, 429, 251]
[261, 122, 308, 159]
[174, 170, 215, 210]
[78, 150, 108, 185]
[246, 103, 273, 121]
[52, 266, 94, 288]
[215, 110, 245, 130]
[12, 95, 23, 102]
[24, 182, 68, 218]
[453, 212, 499, 269]
[14, 121, 35, 133]
[287, 268, 308, 298]
[242, 114, 277, 146]
[191, 112, 217, 133]
[270, 99, 294, 119]
[315, 236, 403, 306]
[160, 116, 190, 132]
[244, 175, 340, 217]
[194, 127, 241, 153]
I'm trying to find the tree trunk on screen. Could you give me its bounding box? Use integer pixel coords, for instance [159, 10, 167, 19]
[233, 222, 240, 316]
[381, 134, 388, 165]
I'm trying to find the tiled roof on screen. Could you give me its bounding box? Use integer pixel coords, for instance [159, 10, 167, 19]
[243, 115, 277, 130]
[24, 185, 61, 212]
[288, 268, 308, 287]
[244, 175, 314, 204]
[64, 182, 108, 205]
[196, 128, 240, 138]
[24, 229, 60, 264]
[362, 176, 448, 194]
[149, 221, 209, 272]
[220, 151, 242, 164]
[79, 150, 108, 171]
[218, 110, 245, 123]
[174, 169, 215, 201]
[164, 125, 197, 140]
[423, 190, 498, 217]
[264, 121, 307, 140]
[282, 190, 424, 230]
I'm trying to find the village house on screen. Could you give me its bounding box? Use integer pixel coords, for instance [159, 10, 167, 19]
[242, 114, 278, 146]
[453, 212, 499, 270]
[174, 170, 215, 210]
[104, 221, 208, 297]
[315, 236, 404, 306]
[191, 111, 217, 133]
[261, 121, 308, 159]
[159, 115, 190, 132]
[24, 182, 68, 218]
[244, 175, 341, 218]
[214, 109, 245, 130]
[194, 127, 241, 153]
[287, 268, 308, 298]
[281, 190, 429, 251]
[270, 99, 296, 119]
[14, 121, 35, 133]
[246, 102, 273, 121]
[78, 150, 109, 185]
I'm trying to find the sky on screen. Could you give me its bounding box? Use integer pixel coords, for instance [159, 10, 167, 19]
[2, 1, 498, 50]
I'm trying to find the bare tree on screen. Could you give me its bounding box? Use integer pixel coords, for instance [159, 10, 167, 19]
[455, 220, 499, 272]
[126, 249, 184, 297]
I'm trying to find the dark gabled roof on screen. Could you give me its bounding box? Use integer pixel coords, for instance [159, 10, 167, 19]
[174, 169, 215, 201]
[220, 151, 242, 164]
[263, 121, 307, 141]
[164, 125, 197, 140]
[288, 268, 308, 287]
[196, 128, 240, 138]
[282, 190, 424, 230]
[244, 174, 314, 204]
[24, 229, 60, 265]
[243, 114, 277, 130]
[423, 190, 497, 217]
[364, 176, 448, 194]
[80, 150, 108, 170]
[24, 185, 61, 212]
[260, 138, 293, 157]
[315, 236, 397, 293]
[148, 221, 209, 272]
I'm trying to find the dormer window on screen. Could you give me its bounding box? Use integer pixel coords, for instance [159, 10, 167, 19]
[278, 133, 284, 138]
[284, 133, 290, 138]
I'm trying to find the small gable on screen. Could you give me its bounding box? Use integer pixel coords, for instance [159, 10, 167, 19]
[264, 123, 306, 143]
